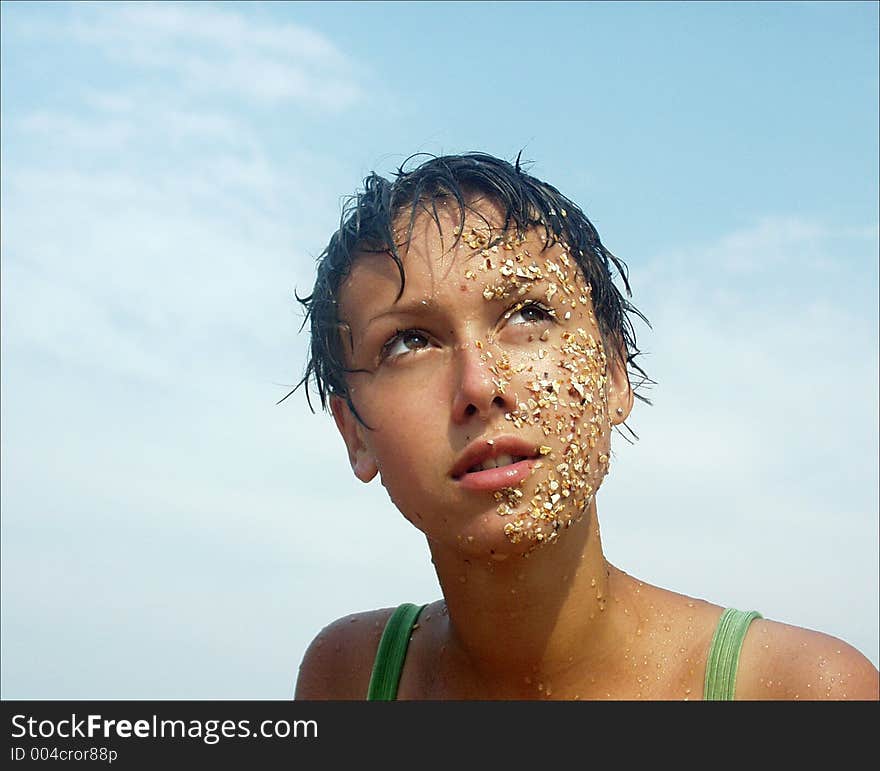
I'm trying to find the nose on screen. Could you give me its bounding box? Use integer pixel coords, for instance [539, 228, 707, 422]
[450, 341, 510, 424]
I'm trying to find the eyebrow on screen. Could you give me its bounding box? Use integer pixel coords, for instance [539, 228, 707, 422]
[365, 298, 442, 327]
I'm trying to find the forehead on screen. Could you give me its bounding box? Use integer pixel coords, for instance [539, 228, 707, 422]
[338, 200, 584, 316]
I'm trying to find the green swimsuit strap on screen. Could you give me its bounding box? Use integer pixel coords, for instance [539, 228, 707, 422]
[366, 602, 427, 701]
[703, 607, 762, 700]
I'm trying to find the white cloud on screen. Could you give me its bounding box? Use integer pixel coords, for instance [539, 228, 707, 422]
[637, 214, 879, 291]
[3, 3, 368, 399]
[599, 215, 879, 663]
[17, 111, 135, 151]
[67, 2, 363, 110]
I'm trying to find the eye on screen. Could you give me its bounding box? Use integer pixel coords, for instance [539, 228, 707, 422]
[507, 301, 554, 326]
[381, 329, 431, 361]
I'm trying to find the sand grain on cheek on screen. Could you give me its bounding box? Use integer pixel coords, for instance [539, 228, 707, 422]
[467, 230, 612, 551]
[500, 329, 609, 550]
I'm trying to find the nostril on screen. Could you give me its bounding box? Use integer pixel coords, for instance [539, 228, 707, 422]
[492, 395, 505, 407]
[465, 404, 477, 416]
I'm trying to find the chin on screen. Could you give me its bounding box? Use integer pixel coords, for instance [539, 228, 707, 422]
[425, 500, 593, 563]
[401, 468, 603, 555]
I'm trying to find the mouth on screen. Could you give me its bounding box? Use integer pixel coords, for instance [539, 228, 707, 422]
[466, 453, 530, 473]
[451, 437, 545, 492]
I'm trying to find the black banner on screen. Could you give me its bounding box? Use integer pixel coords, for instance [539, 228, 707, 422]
[0, 699, 871, 767]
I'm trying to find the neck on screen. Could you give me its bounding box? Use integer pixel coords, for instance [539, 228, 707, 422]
[427, 499, 635, 697]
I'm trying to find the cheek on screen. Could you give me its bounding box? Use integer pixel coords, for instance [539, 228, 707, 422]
[360, 386, 445, 478]
[494, 333, 613, 548]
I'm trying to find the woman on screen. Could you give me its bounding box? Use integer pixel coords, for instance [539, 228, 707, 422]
[291, 152, 878, 700]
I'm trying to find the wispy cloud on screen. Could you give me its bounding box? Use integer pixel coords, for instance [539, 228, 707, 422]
[67, 1, 363, 109]
[601, 216, 878, 642]
[1, 0, 362, 691]
[632, 215, 878, 463]
[3, 2, 365, 392]
[638, 215, 879, 289]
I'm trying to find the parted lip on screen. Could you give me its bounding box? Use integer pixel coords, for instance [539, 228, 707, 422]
[450, 436, 542, 479]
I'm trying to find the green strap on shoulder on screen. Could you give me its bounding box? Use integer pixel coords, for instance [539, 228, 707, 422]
[366, 603, 426, 701]
[703, 607, 762, 700]
[369, 603, 759, 700]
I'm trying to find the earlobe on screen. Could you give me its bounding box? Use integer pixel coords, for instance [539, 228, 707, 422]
[330, 395, 378, 483]
[607, 351, 634, 425]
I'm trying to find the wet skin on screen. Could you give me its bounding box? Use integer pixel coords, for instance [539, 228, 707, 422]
[331, 201, 633, 560]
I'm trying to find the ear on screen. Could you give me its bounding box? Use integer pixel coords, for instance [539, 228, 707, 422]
[606, 346, 634, 426]
[330, 395, 379, 483]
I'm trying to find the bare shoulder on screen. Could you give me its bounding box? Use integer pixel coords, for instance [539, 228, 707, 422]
[736, 617, 879, 700]
[294, 607, 397, 700]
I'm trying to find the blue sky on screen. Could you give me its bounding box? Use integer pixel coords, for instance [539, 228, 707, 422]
[1, 0, 877, 697]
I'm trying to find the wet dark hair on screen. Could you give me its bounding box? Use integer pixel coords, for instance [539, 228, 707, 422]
[285, 151, 652, 431]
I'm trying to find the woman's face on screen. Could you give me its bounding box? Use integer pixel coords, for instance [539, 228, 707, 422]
[331, 201, 633, 557]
